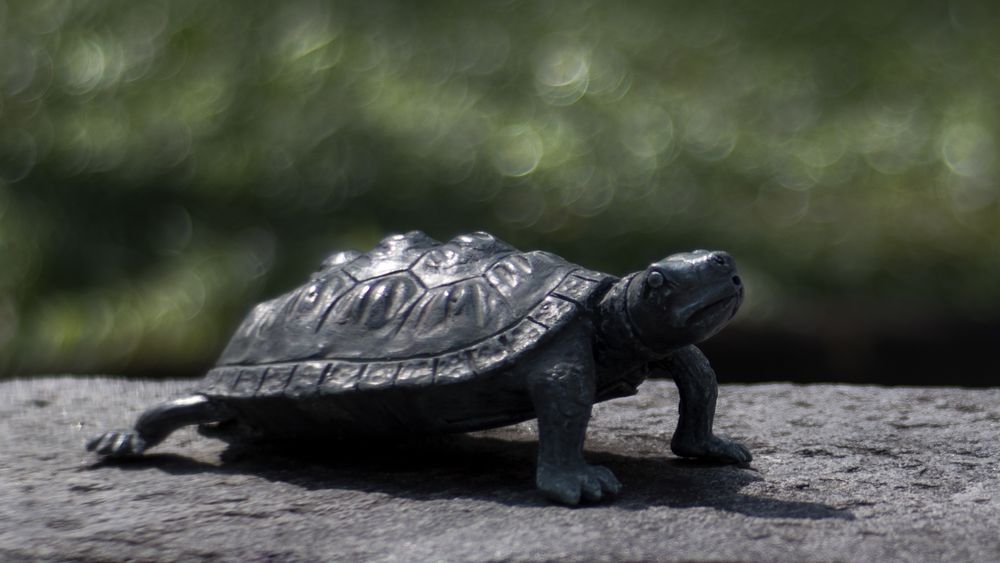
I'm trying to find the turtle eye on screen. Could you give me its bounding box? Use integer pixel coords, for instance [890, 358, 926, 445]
[646, 270, 664, 289]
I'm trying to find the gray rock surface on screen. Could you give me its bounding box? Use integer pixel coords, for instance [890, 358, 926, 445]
[1, 377, 999, 561]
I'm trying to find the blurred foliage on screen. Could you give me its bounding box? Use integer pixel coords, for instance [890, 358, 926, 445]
[2, 0, 1000, 376]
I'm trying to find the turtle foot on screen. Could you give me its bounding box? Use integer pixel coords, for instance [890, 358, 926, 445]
[86, 429, 148, 458]
[536, 463, 621, 505]
[672, 434, 752, 464]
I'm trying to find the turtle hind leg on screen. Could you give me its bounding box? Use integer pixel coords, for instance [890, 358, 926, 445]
[86, 395, 234, 458]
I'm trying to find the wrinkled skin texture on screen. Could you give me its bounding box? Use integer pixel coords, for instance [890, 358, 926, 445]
[525, 325, 622, 504]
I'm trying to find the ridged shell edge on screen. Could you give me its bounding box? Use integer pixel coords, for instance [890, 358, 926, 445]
[197, 269, 613, 398]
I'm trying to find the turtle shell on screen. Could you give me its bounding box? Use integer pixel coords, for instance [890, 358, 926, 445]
[197, 231, 616, 399]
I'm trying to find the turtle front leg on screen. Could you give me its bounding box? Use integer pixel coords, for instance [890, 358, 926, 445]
[659, 345, 752, 464]
[526, 335, 620, 505]
[86, 395, 233, 458]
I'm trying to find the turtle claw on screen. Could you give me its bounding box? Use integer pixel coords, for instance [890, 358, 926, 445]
[86, 429, 147, 458]
[537, 463, 621, 505]
[672, 433, 752, 464]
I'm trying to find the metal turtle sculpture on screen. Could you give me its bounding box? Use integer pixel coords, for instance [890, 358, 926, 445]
[88, 231, 751, 505]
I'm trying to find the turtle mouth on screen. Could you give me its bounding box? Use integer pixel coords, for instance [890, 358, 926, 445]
[686, 290, 742, 327]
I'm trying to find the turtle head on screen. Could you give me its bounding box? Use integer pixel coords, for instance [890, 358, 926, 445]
[624, 250, 744, 353]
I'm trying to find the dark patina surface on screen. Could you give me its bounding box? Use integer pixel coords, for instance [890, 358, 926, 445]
[88, 231, 750, 504]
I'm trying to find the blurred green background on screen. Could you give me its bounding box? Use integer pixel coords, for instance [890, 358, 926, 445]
[2, 0, 999, 384]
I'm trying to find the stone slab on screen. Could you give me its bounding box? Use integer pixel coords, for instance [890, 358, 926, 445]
[1, 377, 999, 561]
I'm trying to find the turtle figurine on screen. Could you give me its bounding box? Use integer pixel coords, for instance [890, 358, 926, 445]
[87, 231, 752, 505]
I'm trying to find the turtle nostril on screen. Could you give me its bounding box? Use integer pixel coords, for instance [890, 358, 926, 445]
[711, 252, 730, 266]
[732, 275, 742, 286]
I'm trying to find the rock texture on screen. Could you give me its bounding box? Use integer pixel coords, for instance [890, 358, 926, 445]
[2, 377, 999, 561]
